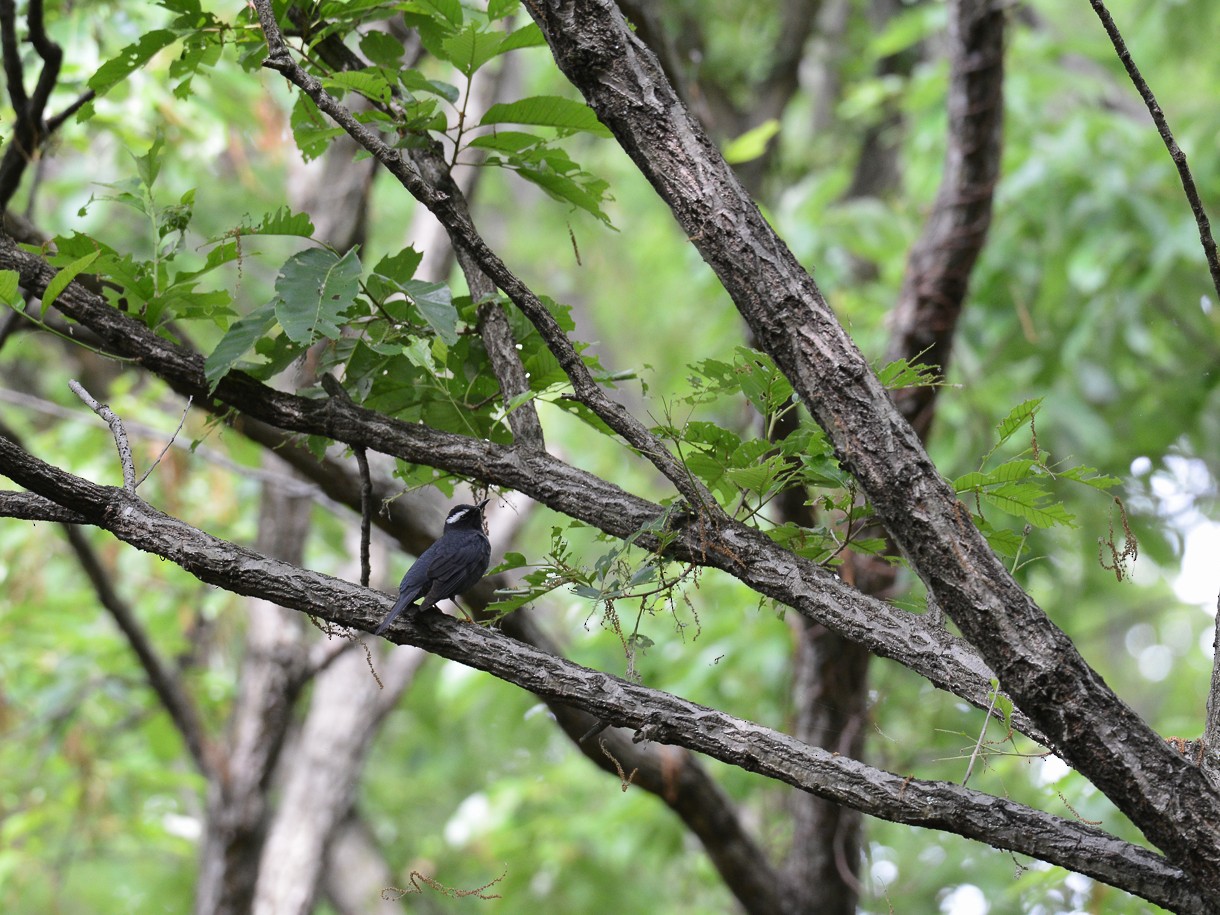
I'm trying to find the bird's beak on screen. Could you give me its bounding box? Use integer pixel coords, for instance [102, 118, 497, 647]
[477, 498, 492, 511]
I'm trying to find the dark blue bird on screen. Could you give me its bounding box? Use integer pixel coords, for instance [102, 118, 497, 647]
[375, 499, 492, 635]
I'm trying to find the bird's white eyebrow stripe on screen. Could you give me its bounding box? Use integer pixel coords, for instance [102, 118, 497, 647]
[446, 508, 470, 524]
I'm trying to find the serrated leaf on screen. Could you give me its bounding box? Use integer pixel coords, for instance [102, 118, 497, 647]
[88, 29, 178, 96]
[409, 0, 463, 27]
[994, 397, 1043, 446]
[980, 484, 1075, 529]
[134, 131, 165, 188]
[488, 0, 520, 19]
[878, 356, 941, 389]
[1058, 465, 1120, 490]
[498, 23, 545, 53]
[954, 460, 1039, 492]
[480, 96, 611, 137]
[42, 250, 100, 316]
[513, 164, 613, 225]
[322, 70, 393, 104]
[274, 248, 361, 345]
[442, 23, 503, 76]
[489, 552, 529, 574]
[204, 301, 278, 391]
[467, 130, 543, 153]
[725, 457, 786, 494]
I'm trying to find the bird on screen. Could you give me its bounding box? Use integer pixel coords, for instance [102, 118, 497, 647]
[374, 499, 492, 636]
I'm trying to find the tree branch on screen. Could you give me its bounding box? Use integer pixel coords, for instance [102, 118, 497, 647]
[521, 0, 1220, 886]
[0, 0, 65, 208]
[1087, 0, 1220, 303]
[0, 434, 1207, 912]
[0, 230, 1041, 745]
[251, 0, 713, 510]
[887, 0, 1004, 436]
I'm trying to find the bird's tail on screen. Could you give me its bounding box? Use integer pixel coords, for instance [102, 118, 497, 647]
[374, 592, 415, 636]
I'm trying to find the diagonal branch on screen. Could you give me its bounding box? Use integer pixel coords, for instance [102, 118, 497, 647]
[251, 0, 712, 509]
[0, 229, 1045, 746]
[0, 0, 66, 208]
[0, 434, 1207, 913]
[1087, 0, 1220, 303]
[288, 8, 546, 451]
[521, 0, 1220, 885]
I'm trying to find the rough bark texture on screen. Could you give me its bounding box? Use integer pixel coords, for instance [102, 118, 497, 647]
[0, 232, 1028, 744]
[521, 0, 1220, 890]
[0, 446, 1209, 914]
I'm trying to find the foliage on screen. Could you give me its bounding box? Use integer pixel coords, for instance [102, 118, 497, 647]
[1, 0, 1219, 912]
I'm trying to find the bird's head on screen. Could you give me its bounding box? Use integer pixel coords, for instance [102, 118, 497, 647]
[444, 498, 491, 533]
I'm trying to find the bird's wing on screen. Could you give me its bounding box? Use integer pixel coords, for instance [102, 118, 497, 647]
[374, 540, 442, 635]
[418, 533, 491, 609]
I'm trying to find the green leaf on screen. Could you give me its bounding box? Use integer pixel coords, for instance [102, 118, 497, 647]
[980, 483, 1075, 529]
[732, 347, 793, 416]
[322, 70, 394, 105]
[359, 31, 404, 68]
[1058, 465, 1121, 490]
[204, 301, 278, 391]
[89, 29, 178, 96]
[442, 23, 503, 77]
[41, 250, 100, 316]
[995, 397, 1043, 446]
[134, 131, 165, 188]
[237, 206, 316, 239]
[274, 248, 362, 345]
[290, 94, 344, 161]
[402, 279, 459, 345]
[408, 0, 464, 27]
[498, 23, 546, 53]
[0, 269, 20, 306]
[722, 119, 780, 165]
[373, 247, 424, 284]
[954, 460, 1039, 492]
[480, 96, 611, 137]
[878, 356, 941, 389]
[488, 0, 520, 19]
[467, 130, 543, 154]
[489, 552, 529, 574]
[513, 163, 613, 225]
[399, 69, 460, 104]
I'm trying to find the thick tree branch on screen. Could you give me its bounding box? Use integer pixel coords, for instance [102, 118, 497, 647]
[521, 0, 1220, 885]
[251, 0, 712, 510]
[0, 230, 1041, 745]
[0, 436, 1208, 912]
[288, 9, 546, 451]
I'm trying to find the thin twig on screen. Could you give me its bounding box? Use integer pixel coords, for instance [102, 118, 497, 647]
[1088, 0, 1220, 302]
[963, 683, 1001, 786]
[136, 395, 192, 489]
[251, 0, 715, 512]
[68, 379, 136, 491]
